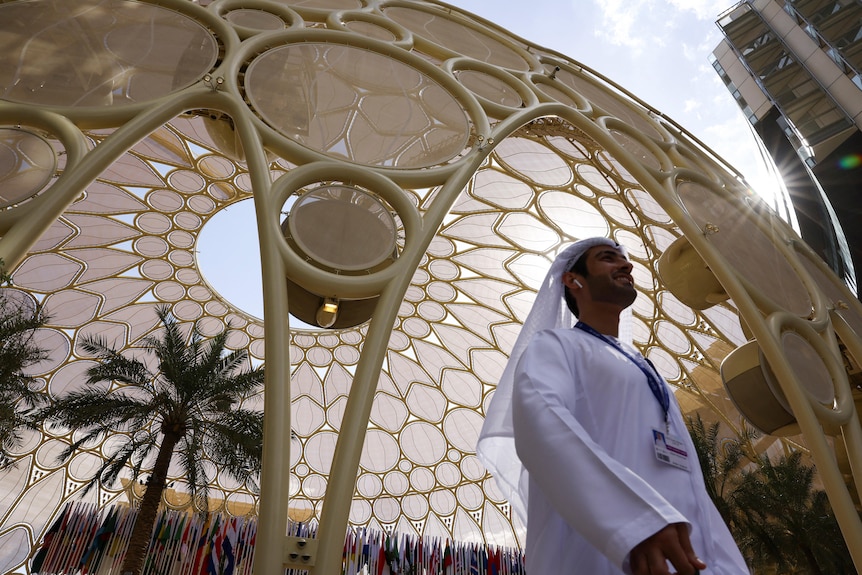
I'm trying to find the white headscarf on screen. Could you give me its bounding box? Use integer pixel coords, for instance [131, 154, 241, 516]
[476, 237, 628, 523]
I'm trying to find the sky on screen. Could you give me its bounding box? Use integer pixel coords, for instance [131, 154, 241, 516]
[453, 0, 779, 200]
[199, 0, 783, 320]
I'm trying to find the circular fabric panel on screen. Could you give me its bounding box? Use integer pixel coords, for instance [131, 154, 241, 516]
[454, 69, 524, 109]
[289, 0, 362, 8]
[224, 9, 285, 31]
[795, 243, 862, 338]
[0, 128, 57, 207]
[382, 5, 532, 71]
[343, 19, 399, 43]
[677, 181, 812, 317]
[245, 42, 470, 168]
[0, 0, 218, 107]
[287, 186, 397, 271]
[775, 330, 835, 407]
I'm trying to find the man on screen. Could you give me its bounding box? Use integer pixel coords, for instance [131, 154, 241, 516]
[477, 238, 748, 574]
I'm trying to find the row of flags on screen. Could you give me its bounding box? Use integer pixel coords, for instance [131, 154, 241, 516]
[31, 503, 257, 575]
[343, 528, 525, 575]
[30, 503, 525, 575]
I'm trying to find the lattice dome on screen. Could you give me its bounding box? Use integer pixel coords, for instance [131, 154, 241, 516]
[2, 0, 862, 573]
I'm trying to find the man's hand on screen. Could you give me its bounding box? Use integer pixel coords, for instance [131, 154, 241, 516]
[630, 523, 707, 575]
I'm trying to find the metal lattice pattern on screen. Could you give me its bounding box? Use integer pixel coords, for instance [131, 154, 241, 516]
[2, 0, 862, 573]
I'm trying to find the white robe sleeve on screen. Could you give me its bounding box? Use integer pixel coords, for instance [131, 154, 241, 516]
[512, 329, 688, 569]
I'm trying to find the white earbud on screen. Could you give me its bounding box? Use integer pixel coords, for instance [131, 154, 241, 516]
[574, 279, 583, 288]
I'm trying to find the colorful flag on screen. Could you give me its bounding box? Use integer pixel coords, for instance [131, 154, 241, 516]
[221, 516, 238, 575]
[79, 505, 117, 574]
[31, 504, 68, 573]
[443, 539, 453, 574]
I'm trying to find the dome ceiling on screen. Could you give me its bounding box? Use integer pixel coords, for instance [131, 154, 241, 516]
[2, 0, 861, 573]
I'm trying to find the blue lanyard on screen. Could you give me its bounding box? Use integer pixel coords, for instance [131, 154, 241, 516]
[574, 321, 670, 425]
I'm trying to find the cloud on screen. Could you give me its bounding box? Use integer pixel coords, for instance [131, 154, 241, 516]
[592, 0, 711, 53]
[593, 0, 649, 50]
[681, 42, 698, 62]
[666, 0, 734, 20]
[701, 115, 761, 170]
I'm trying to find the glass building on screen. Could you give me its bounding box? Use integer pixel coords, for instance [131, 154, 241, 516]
[712, 0, 862, 297]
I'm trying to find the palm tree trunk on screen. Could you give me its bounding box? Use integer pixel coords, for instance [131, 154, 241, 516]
[801, 544, 824, 575]
[120, 433, 181, 575]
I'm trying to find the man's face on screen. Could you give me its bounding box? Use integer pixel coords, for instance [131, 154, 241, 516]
[580, 245, 637, 309]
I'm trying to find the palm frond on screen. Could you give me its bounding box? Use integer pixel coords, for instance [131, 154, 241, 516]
[41, 302, 266, 575]
[176, 433, 211, 510]
[206, 410, 263, 463]
[81, 348, 153, 388]
[40, 387, 156, 431]
[0, 295, 50, 467]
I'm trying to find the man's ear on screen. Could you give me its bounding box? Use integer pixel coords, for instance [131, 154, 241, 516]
[563, 272, 583, 290]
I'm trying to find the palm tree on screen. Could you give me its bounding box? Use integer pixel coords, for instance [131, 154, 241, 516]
[40, 305, 265, 575]
[686, 414, 752, 528]
[732, 451, 854, 574]
[687, 416, 854, 573]
[0, 283, 50, 469]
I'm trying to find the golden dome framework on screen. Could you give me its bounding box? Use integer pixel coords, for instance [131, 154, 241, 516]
[1, 0, 862, 573]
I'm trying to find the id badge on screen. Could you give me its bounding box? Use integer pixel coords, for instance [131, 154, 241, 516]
[652, 428, 691, 472]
